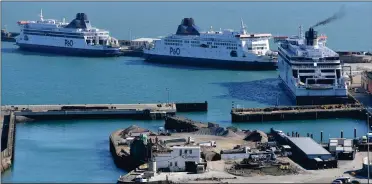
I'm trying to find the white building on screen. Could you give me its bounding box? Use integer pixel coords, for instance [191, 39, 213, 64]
[153, 146, 201, 172]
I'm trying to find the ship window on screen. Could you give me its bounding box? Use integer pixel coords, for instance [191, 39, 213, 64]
[184, 150, 187, 154]
[248, 47, 252, 50]
[317, 79, 334, 85]
[307, 79, 316, 84]
[292, 70, 298, 78]
[170, 162, 173, 167]
[336, 69, 341, 78]
[322, 69, 334, 73]
[230, 50, 238, 57]
[299, 70, 315, 73]
[179, 150, 182, 156]
[189, 150, 192, 154]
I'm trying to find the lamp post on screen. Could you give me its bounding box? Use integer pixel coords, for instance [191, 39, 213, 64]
[166, 88, 169, 105]
[367, 112, 370, 184]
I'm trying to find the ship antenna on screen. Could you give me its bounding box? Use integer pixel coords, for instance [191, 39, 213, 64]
[298, 25, 303, 39]
[39, 9, 44, 21]
[240, 18, 247, 35]
[209, 26, 213, 32]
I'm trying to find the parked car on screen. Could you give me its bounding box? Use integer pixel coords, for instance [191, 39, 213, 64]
[336, 177, 351, 184]
[332, 179, 343, 184]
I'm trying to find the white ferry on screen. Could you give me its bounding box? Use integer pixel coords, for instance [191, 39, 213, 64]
[275, 26, 348, 105]
[144, 18, 277, 70]
[15, 10, 120, 56]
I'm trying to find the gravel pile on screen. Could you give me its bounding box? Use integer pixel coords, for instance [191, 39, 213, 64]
[119, 125, 150, 137]
[244, 130, 268, 143]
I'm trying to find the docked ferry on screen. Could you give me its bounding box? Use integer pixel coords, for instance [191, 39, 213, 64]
[143, 18, 277, 70]
[275, 26, 348, 105]
[15, 10, 120, 56]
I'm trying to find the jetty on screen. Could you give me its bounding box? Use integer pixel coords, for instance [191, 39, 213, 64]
[1, 113, 16, 173]
[1, 101, 207, 121]
[0, 102, 207, 173]
[231, 104, 366, 122]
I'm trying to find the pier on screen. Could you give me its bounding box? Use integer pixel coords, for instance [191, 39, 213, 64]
[231, 104, 366, 122]
[0, 102, 207, 173]
[1, 102, 207, 121]
[1, 113, 16, 173]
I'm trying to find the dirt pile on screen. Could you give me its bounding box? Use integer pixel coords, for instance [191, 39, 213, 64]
[244, 130, 268, 143]
[165, 116, 207, 132]
[119, 125, 150, 137]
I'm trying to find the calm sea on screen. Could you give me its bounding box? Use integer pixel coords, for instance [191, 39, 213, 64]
[1, 2, 371, 183]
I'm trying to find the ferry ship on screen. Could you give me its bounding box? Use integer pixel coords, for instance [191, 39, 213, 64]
[143, 18, 277, 70]
[275, 26, 348, 105]
[15, 10, 120, 56]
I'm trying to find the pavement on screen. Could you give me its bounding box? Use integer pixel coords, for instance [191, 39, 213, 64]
[0, 103, 176, 113]
[148, 152, 372, 183]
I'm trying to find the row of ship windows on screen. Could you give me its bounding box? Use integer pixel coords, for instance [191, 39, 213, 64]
[164, 42, 240, 48]
[252, 43, 267, 47]
[164, 39, 183, 43]
[23, 32, 84, 38]
[248, 47, 267, 50]
[165, 43, 182, 46]
[165, 40, 238, 47]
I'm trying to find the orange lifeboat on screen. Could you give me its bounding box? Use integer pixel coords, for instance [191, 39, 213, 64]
[17, 21, 28, 25]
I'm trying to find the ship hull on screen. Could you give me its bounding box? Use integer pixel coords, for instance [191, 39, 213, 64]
[143, 54, 277, 70]
[17, 43, 120, 57]
[278, 76, 351, 105]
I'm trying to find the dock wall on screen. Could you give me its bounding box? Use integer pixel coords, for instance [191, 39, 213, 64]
[175, 101, 208, 112]
[1, 102, 207, 122]
[1, 113, 16, 173]
[15, 109, 174, 121]
[109, 134, 143, 172]
[231, 104, 365, 122]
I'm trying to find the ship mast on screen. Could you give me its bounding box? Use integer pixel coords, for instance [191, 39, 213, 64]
[39, 9, 44, 21]
[240, 18, 247, 35]
[298, 25, 303, 39]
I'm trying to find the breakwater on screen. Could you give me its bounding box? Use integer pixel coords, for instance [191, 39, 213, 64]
[1, 102, 207, 121]
[1, 113, 16, 173]
[231, 104, 367, 122]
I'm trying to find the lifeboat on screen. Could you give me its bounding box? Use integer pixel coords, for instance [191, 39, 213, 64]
[17, 21, 28, 25]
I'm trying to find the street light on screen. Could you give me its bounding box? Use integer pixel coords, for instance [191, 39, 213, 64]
[367, 112, 371, 184]
[166, 88, 170, 105]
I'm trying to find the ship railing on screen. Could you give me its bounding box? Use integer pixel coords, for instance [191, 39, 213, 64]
[295, 83, 346, 89]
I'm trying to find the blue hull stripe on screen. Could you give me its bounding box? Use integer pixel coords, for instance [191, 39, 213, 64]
[144, 54, 277, 70]
[17, 43, 120, 57]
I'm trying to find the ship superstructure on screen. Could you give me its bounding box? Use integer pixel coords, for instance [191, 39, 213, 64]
[144, 18, 278, 70]
[275, 26, 348, 105]
[16, 10, 120, 56]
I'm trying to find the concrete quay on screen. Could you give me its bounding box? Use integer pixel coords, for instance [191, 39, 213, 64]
[231, 104, 366, 122]
[1, 102, 208, 121]
[1, 113, 16, 173]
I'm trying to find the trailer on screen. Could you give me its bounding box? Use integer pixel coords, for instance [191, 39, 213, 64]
[328, 138, 356, 160]
[198, 141, 216, 147]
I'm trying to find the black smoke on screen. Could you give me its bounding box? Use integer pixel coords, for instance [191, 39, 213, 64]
[311, 5, 346, 28]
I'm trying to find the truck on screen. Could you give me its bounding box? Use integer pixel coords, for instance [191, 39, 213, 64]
[328, 138, 355, 160]
[198, 141, 216, 147]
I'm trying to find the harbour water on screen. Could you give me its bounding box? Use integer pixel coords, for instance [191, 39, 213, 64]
[1, 2, 371, 183]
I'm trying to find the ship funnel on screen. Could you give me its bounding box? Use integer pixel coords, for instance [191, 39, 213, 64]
[305, 27, 318, 46]
[176, 18, 200, 36]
